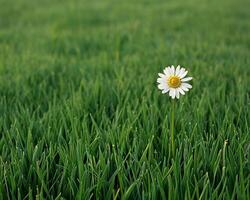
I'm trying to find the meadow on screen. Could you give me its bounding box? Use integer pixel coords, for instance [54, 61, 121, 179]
[0, 0, 250, 199]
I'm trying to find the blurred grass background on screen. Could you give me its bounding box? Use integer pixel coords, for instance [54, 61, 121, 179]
[0, 0, 250, 199]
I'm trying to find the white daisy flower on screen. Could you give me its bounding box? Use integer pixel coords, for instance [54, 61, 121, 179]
[157, 65, 193, 99]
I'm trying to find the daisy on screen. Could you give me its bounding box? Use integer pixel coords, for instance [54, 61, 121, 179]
[157, 65, 193, 99]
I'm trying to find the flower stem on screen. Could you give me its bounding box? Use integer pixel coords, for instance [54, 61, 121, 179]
[171, 100, 175, 156]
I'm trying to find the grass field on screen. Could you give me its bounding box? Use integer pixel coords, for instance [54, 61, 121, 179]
[0, 0, 250, 199]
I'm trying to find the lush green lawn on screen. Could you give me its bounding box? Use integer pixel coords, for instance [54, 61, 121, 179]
[0, 0, 250, 199]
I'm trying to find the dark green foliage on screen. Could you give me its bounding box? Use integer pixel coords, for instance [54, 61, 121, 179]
[0, 0, 250, 199]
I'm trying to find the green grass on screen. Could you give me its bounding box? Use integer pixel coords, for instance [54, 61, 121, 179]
[0, 0, 250, 199]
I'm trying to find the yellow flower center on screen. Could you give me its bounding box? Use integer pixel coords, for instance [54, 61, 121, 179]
[168, 76, 181, 88]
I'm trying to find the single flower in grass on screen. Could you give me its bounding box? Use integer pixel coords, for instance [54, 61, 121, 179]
[157, 65, 193, 157]
[157, 65, 192, 99]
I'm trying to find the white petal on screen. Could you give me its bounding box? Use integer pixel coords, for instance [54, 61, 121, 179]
[179, 70, 188, 79]
[157, 78, 165, 84]
[162, 88, 170, 94]
[172, 89, 176, 99]
[175, 65, 180, 76]
[180, 83, 192, 92]
[164, 84, 170, 90]
[181, 77, 192, 82]
[178, 68, 186, 77]
[170, 88, 176, 99]
[182, 83, 192, 89]
[176, 90, 180, 99]
[170, 65, 175, 75]
[169, 88, 174, 98]
[177, 88, 185, 95]
[158, 83, 168, 90]
[158, 73, 165, 78]
[158, 84, 164, 90]
[179, 68, 185, 75]
[181, 84, 189, 91]
[181, 86, 189, 92]
[163, 67, 171, 77]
